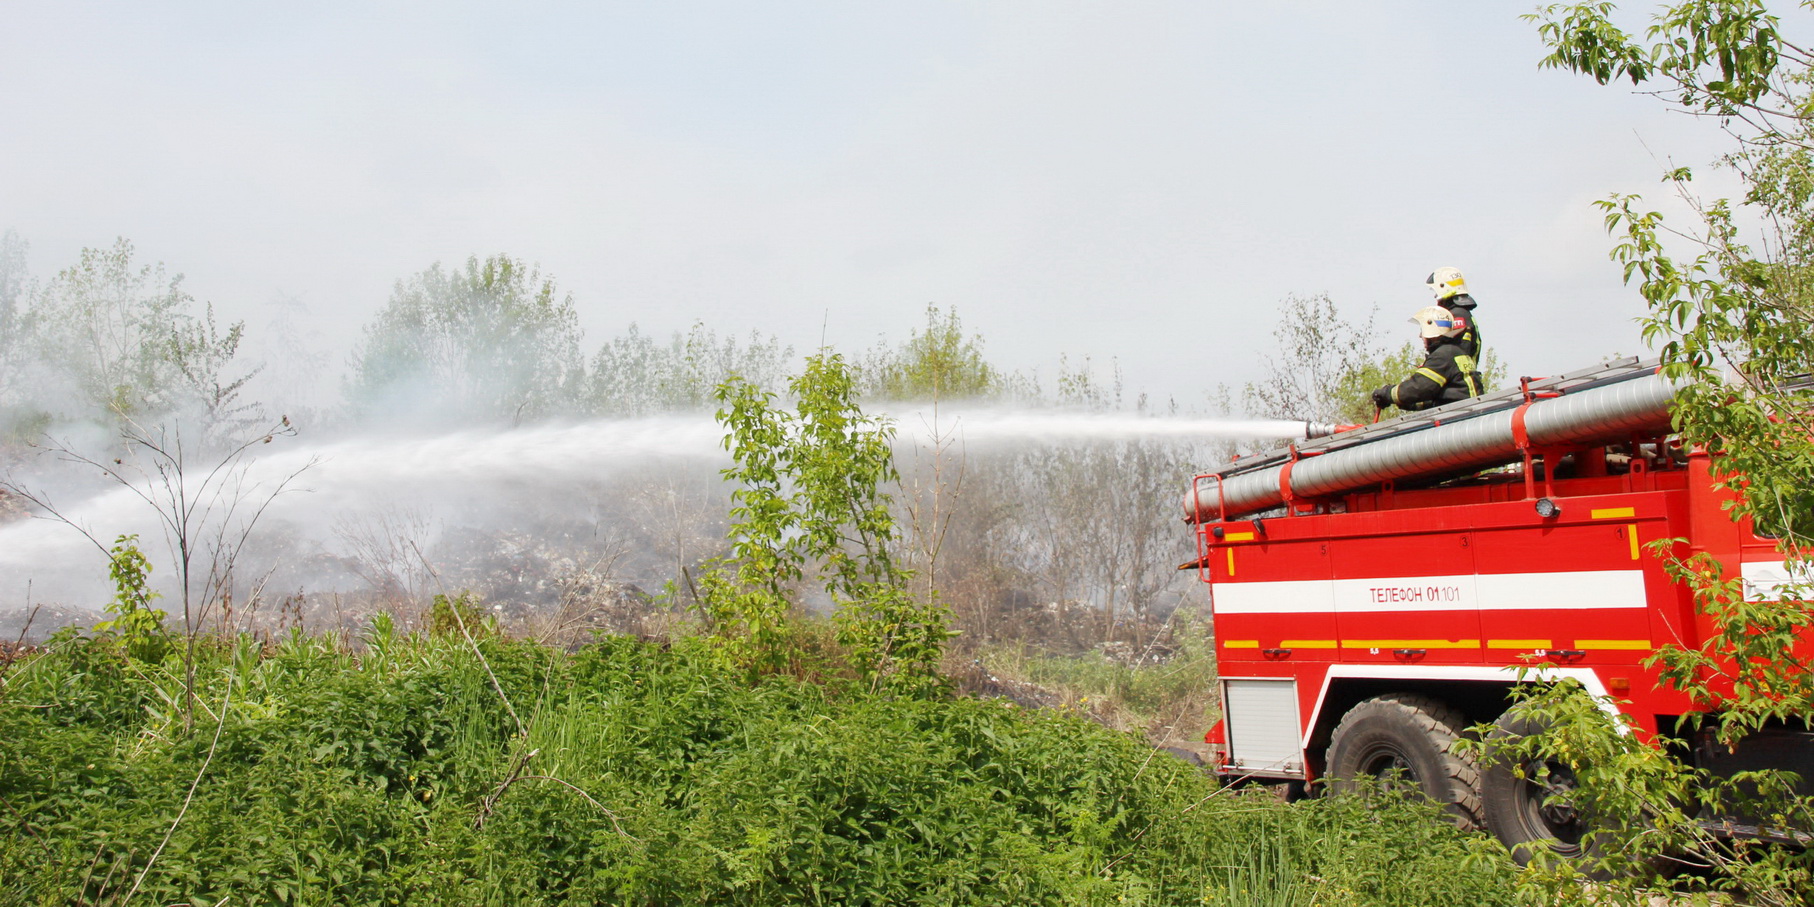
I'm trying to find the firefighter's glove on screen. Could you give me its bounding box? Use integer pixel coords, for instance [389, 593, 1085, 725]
[1370, 386, 1393, 410]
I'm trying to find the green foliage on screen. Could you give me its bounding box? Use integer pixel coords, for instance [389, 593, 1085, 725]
[1531, 0, 1784, 110]
[348, 254, 583, 422]
[1596, 180, 1814, 539]
[0, 630, 1518, 906]
[0, 235, 267, 454]
[1336, 341, 1427, 421]
[92, 533, 171, 662]
[706, 353, 953, 693]
[1532, 0, 1814, 720]
[786, 354, 904, 598]
[862, 304, 1002, 401]
[833, 582, 953, 699]
[701, 375, 801, 676]
[1054, 354, 1126, 411]
[1503, 4, 1814, 901]
[426, 592, 490, 639]
[1649, 549, 1814, 741]
[1466, 680, 1814, 906]
[1250, 789, 1516, 907]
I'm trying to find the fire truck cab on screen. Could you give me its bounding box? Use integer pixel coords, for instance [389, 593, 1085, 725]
[1185, 358, 1810, 859]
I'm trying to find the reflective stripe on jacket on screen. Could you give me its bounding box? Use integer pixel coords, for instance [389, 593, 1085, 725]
[1389, 337, 1482, 410]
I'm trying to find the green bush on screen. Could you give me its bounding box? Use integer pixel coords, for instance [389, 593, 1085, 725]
[0, 630, 1516, 905]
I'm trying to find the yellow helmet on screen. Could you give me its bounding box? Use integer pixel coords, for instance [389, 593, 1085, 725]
[1425, 266, 1468, 301]
[1411, 305, 1465, 339]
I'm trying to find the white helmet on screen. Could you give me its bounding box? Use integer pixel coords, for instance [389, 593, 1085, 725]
[1426, 266, 1468, 301]
[1411, 305, 1465, 339]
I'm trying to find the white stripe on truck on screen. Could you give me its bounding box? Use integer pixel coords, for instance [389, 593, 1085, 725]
[1213, 570, 1648, 614]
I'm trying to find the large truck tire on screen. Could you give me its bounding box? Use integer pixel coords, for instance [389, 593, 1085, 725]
[1160, 745, 1205, 767]
[1479, 711, 1601, 869]
[1325, 693, 1483, 830]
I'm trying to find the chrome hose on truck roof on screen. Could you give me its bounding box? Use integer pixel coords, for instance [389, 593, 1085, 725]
[1186, 358, 1679, 523]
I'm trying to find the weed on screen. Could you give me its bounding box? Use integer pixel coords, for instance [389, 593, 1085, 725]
[93, 534, 171, 663]
[0, 629, 1517, 905]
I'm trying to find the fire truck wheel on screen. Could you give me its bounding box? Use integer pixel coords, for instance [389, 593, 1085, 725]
[1325, 694, 1483, 830]
[1479, 711, 1601, 869]
[1161, 746, 1205, 767]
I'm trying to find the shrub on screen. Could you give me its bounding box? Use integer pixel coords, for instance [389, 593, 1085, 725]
[0, 630, 1516, 905]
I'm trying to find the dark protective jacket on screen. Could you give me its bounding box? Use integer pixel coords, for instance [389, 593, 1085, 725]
[1440, 293, 1482, 362]
[1389, 335, 1482, 410]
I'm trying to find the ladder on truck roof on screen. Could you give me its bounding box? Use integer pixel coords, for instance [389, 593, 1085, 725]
[1212, 356, 1667, 482]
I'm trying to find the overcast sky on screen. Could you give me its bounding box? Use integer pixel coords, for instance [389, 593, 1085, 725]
[0, 1, 1743, 410]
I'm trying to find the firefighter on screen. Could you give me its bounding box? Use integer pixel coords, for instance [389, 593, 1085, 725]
[1369, 306, 1483, 412]
[1425, 266, 1481, 362]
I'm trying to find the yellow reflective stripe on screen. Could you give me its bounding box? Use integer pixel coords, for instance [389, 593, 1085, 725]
[1591, 507, 1636, 519]
[1224, 532, 1255, 541]
[1576, 639, 1651, 650]
[1281, 639, 1338, 649]
[1226, 548, 1235, 575]
[1415, 367, 1445, 386]
[1629, 524, 1641, 560]
[1453, 354, 1481, 397]
[1488, 639, 1553, 649]
[1222, 640, 1260, 649]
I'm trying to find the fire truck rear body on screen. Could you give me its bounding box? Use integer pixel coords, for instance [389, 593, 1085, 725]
[1186, 358, 1806, 803]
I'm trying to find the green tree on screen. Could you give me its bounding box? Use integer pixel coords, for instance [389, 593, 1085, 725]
[704, 353, 952, 694]
[1478, 3, 1814, 901]
[349, 254, 583, 422]
[861, 304, 1003, 402]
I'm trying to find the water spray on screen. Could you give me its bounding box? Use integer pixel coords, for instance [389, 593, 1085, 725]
[0, 409, 1346, 611]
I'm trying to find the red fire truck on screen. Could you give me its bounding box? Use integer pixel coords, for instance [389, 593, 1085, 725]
[1184, 357, 1811, 859]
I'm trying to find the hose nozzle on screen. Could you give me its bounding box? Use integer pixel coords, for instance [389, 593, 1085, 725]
[1302, 422, 1359, 439]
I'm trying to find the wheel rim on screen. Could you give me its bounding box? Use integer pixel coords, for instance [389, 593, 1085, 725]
[1519, 760, 1586, 851]
[1357, 744, 1420, 791]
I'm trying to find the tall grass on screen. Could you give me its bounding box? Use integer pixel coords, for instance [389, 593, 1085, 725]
[0, 625, 1515, 905]
[979, 617, 1219, 745]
